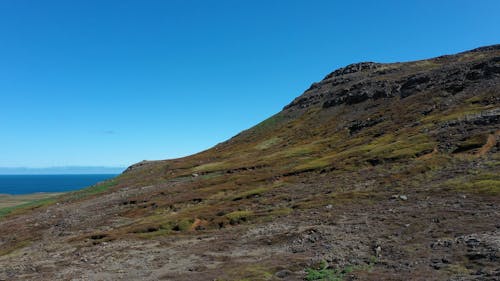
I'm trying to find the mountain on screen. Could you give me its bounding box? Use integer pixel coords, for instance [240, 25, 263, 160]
[0, 45, 499, 280]
[0, 166, 125, 175]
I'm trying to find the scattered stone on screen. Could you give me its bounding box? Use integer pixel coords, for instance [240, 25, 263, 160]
[390, 194, 408, 201]
[275, 269, 292, 278]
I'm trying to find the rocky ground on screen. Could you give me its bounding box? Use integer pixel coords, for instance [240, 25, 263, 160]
[0, 169, 499, 280]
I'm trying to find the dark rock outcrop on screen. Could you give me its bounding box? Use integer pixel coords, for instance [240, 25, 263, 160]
[323, 62, 382, 79]
[284, 46, 500, 112]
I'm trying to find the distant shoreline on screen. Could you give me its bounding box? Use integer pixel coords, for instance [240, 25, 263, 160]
[0, 192, 64, 197]
[0, 166, 125, 175]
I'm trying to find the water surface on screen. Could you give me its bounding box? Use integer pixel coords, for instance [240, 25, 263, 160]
[0, 174, 117, 195]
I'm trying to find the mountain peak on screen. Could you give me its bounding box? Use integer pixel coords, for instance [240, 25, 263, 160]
[284, 45, 499, 112]
[324, 61, 382, 79]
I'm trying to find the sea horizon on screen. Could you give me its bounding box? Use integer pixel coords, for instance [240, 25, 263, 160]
[0, 166, 125, 175]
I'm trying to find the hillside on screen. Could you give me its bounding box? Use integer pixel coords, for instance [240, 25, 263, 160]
[0, 45, 499, 281]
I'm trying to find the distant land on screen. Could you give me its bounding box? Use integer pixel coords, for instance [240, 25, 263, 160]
[0, 166, 125, 175]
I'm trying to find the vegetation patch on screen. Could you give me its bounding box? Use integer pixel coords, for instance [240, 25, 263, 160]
[365, 134, 435, 160]
[67, 179, 117, 201]
[251, 113, 287, 134]
[284, 145, 317, 157]
[133, 217, 199, 238]
[305, 261, 374, 281]
[267, 207, 293, 216]
[293, 158, 331, 172]
[232, 187, 268, 201]
[0, 197, 58, 219]
[445, 172, 500, 195]
[192, 161, 227, 173]
[169, 218, 194, 232]
[0, 240, 32, 257]
[225, 210, 253, 225]
[420, 104, 494, 123]
[292, 133, 436, 172]
[459, 179, 500, 195]
[255, 137, 282, 150]
[215, 264, 275, 281]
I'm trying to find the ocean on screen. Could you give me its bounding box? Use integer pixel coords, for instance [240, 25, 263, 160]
[0, 174, 117, 195]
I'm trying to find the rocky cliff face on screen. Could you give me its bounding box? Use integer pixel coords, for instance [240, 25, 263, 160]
[286, 46, 499, 111]
[278, 45, 500, 159]
[0, 45, 499, 281]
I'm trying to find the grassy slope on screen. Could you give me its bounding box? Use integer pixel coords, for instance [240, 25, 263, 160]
[94, 47, 499, 241]
[0, 46, 499, 280]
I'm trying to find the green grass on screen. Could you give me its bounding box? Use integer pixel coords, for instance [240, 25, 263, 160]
[169, 218, 194, 231]
[294, 157, 331, 171]
[292, 132, 436, 172]
[305, 267, 344, 281]
[214, 264, 274, 281]
[192, 161, 227, 173]
[66, 179, 117, 200]
[365, 134, 435, 159]
[255, 137, 281, 150]
[251, 113, 287, 133]
[284, 145, 316, 157]
[134, 216, 198, 238]
[459, 179, 500, 195]
[305, 261, 374, 281]
[420, 104, 494, 123]
[232, 187, 268, 201]
[225, 210, 253, 224]
[305, 261, 352, 281]
[0, 240, 32, 256]
[0, 197, 58, 219]
[445, 172, 500, 195]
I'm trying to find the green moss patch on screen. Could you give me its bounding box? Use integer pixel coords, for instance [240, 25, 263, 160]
[446, 173, 500, 195]
[225, 210, 253, 224]
[255, 137, 282, 150]
[192, 161, 227, 173]
[232, 187, 268, 201]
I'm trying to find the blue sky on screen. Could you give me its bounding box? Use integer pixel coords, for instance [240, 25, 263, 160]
[0, 0, 499, 168]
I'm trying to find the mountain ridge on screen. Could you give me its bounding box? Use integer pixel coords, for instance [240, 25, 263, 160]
[0, 45, 499, 281]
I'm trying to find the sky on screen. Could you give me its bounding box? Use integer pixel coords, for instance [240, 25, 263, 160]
[0, 0, 499, 168]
